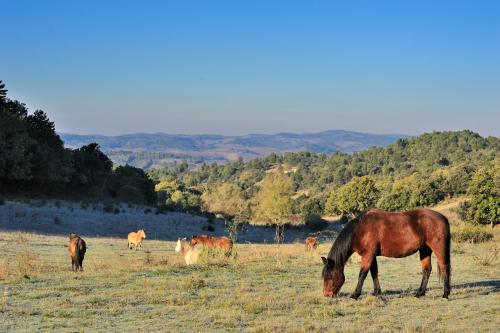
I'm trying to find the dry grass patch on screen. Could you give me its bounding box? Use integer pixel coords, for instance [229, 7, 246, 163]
[0, 228, 498, 332]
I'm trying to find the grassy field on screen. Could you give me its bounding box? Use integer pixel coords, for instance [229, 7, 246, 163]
[0, 203, 499, 332]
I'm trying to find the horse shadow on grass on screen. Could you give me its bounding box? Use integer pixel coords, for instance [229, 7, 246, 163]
[337, 280, 500, 300]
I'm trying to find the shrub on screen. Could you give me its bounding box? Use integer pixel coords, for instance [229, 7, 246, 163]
[451, 225, 493, 243]
[202, 224, 215, 232]
[462, 167, 499, 226]
[325, 176, 379, 216]
[116, 185, 145, 204]
[198, 247, 236, 265]
[155, 205, 169, 215]
[103, 204, 114, 213]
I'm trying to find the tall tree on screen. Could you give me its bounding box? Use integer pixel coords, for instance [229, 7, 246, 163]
[202, 182, 249, 242]
[253, 170, 294, 244]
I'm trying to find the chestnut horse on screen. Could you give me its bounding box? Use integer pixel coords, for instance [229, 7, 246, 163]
[321, 208, 451, 299]
[305, 237, 319, 251]
[191, 235, 233, 251]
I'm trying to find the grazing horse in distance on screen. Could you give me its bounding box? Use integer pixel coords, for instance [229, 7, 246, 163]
[191, 235, 233, 251]
[175, 238, 199, 265]
[128, 229, 146, 250]
[322, 208, 451, 299]
[305, 237, 319, 251]
[69, 233, 86, 272]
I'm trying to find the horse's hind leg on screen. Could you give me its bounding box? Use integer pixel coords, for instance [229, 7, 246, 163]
[79, 256, 84, 272]
[433, 247, 451, 299]
[370, 257, 382, 296]
[415, 246, 432, 297]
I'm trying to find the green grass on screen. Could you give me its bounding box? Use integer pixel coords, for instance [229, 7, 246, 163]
[0, 228, 499, 332]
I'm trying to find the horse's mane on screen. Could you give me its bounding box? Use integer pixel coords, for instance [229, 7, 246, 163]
[327, 211, 366, 268]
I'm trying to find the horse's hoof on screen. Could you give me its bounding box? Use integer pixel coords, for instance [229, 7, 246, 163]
[372, 290, 382, 296]
[350, 294, 360, 300]
[414, 291, 425, 298]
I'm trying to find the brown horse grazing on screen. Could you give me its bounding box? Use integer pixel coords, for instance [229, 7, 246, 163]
[191, 235, 233, 251]
[305, 237, 319, 251]
[69, 233, 86, 272]
[321, 208, 451, 299]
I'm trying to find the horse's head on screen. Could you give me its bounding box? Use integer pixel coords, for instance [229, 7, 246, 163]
[321, 256, 345, 297]
[139, 229, 146, 239]
[175, 239, 182, 253]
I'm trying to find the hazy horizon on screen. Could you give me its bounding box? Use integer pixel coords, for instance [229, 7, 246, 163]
[58, 128, 411, 138]
[2, 1, 499, 137]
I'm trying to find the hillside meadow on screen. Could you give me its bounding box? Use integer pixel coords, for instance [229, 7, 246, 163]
[0, 201, 498, 332]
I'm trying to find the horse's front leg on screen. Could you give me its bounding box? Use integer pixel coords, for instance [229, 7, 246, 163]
[351, 254, 374, 299]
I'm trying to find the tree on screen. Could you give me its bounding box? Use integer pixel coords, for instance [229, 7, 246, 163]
[252, 171, 294, 244]
[464, 167, 499, 227]
[377, 174, 417, 211]
[202, 183, 249, 242]
[0, 100, 33, 185]
[26, 110, 73, 187]
[70, 143, 113, 195]
[111, 165, 156, 204]
[0, 80, 7, 103]
[325, 176, 379, 216]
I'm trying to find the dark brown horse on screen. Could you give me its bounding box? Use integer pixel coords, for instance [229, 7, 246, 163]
[321, 208, 451, 299]
[69, 233, 86, 272]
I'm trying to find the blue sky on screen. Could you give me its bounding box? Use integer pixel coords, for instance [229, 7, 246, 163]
[1, 0, 499, 136]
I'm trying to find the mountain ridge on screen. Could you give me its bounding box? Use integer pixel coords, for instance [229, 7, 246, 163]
[59, 130, 410, 169]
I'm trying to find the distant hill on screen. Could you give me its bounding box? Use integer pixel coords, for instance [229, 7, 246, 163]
[59, 130, 409, 169]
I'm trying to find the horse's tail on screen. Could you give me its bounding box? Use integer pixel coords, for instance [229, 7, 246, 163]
[438, 215, 452, 284]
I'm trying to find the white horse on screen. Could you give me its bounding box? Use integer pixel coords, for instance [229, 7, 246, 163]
[175, 238, 199, 265]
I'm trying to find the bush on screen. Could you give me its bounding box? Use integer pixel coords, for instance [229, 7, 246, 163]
[325, 176, 379, 216]
[103, 199, 114, 213]
[198, 247, 236, 266]
[116, 185, 145, 204]
[202, 224, 215, 232]
[462, 167, 500, 226]
[451, 225, 494, 243]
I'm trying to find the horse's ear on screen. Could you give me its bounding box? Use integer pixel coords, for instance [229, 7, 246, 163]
[321, 257, 334, 266]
